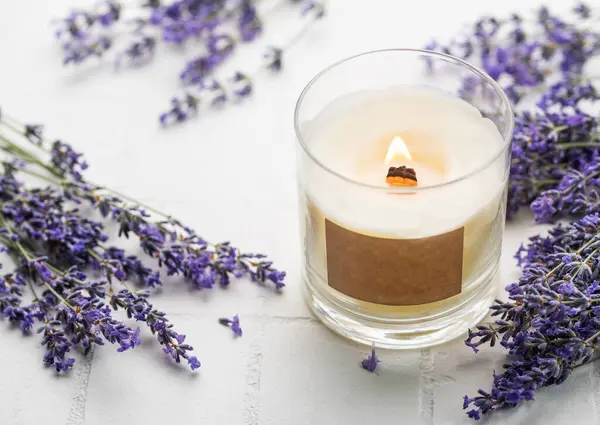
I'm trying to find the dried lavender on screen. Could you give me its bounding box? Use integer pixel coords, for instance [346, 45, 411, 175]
[361, 344, 380, 373]
[53, 0, 326, 126]
[463, 214, 600, 419]
[218, 314, 242, 336]
[429, 3, 600, 106]
[158, 3, 325, 125]
[428, 3, 600, 419]
[0, 112, 285, 372]
[511, 88, 600, 221]
[428, 3, 600, 218]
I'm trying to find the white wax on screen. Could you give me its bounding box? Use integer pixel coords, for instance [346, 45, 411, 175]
[301, 86, 507, 239]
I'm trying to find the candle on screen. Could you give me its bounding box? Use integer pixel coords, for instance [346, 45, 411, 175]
[295, 50, 513, 349]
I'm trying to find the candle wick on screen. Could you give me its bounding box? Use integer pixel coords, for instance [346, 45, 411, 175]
[386, 166, 418, 187]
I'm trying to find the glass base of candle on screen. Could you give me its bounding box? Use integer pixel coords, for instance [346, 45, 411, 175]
[302, 263, 499, 349]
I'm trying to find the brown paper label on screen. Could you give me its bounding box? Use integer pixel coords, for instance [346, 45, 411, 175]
[325, 220, 464, 306]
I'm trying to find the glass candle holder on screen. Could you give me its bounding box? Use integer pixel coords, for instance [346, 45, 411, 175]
[294, 49, 514, 349]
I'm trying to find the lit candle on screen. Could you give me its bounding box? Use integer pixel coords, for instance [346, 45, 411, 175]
[304, 87, 505, 240]
[295, 50, 513, 348]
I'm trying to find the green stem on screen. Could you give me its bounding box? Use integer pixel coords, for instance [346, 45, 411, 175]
[533, 179, 561, 186]
[552, 125, 569, 134]
[576, 236, 600, 255]
[544, 233, 600, 279]
[538, 164, 566, 171]
[0, 136, 178, 226]
[562, 169, 600, 197]
[573, 247, 600, 278]
[0, 134, 61, 179]
[0, 134, 176, 225]
[86, 249, 103, 262]
[26, 279, 40, 302]
[93, 185, 173, 220]
[18, 167, 62, 185]
[585, 330, 600, 344]
[40, 278, 74, 310]
[0, 126, 216, 251]
[87, 248, 140, 294]
[0, 119, 31, 142]
[558, 142, 600, 149]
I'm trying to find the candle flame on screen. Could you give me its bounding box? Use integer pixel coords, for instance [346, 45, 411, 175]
[384, 135, 412, 164]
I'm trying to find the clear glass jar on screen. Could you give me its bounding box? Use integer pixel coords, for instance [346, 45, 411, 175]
[295, 49, 514, 349]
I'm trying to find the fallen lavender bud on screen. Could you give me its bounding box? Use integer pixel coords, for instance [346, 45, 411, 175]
[361, 344, 380, 373]
[218, 314, 242, 337]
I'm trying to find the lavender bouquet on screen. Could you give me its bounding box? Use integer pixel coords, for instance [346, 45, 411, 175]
[54, 0, 325, 125]
[430, 3, 600, 420]
[0, 112, 285, 372]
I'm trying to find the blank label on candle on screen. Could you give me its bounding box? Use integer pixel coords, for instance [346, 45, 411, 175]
[325, 220, 464, 306]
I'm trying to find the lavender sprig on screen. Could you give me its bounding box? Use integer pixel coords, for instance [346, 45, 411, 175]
[428, 3, 600, 106]
[158, 2, 325, 125]
[54, 0, 325, 126]
[0, 112, 284, 372]
[429, 3, 600, 420]
[464, 213, 600, 419]
[428, 3, 600, 219]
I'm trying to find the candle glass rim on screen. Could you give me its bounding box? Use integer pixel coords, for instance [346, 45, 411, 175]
[294, 48, 515, 192]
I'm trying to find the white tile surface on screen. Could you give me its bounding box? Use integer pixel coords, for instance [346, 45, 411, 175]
[0, 0, 598, 424]
[0, 326, 85, 425]
[84, 315, 255, 425]
[258, 321, 423, 425]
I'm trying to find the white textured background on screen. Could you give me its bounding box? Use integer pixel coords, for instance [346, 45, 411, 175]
[1, 0, 598, 424]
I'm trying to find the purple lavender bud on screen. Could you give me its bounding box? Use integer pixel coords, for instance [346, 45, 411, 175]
[302, 1, 325, 19]
[264, 47, 283, 72]
[574, 3, 591, 19]
[24, 124, 43, 145]
[238, 1, 262, 42]
[361, 344, 380, 373]
[180, 35, 234, 85]
[219, 314, 242, 337]
[97, 2, 121, 27]
[63, 36, 113, 65]
[188, 356, 201, 370]
[159, 95, 199, 125]
[231, 72, 252, 98]
[117, 36, 156, 67]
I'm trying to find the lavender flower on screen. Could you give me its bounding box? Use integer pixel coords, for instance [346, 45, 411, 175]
[428, 4, 600, 219]
[231, 72, 252, 98]
[430, 5, 600, 101]
[0, 111, 285, 373]
[238, 1, 262, 42]
[464, 213, 600, 419]
[180, 34, 235, 85]
[264, 47, 283, 72]
[219, 314, 242, 336]
[53, 0, 326, 126]
[55, 2, 121, 45]
[24, 125, 44, 145]
[40, 324, 75, 372]
[574, 3, 591, 18]
[117, 35, 156, 67]
[429, 4, 600, 419]
[63, 36, 113, 65]
[361, 344, 380, 373]
[159, 94, 199, 125]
